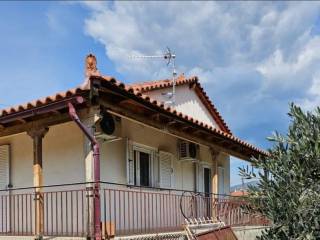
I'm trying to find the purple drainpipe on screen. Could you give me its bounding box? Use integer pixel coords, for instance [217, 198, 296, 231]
[68, 102, 102, 240]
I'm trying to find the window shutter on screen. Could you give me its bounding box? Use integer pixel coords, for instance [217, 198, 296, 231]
[0, 145, 9, 189]
[153, 152, 159, 187]
[126, 139, 134, 185]
[159, 151, 173, 188]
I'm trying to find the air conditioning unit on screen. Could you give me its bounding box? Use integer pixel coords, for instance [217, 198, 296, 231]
[95, 111, 122, 142]
[178, 141, 199, 162]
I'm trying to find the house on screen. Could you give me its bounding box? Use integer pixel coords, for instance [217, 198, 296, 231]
[230, 190, 248, 197]
[0, 54, 266, 239]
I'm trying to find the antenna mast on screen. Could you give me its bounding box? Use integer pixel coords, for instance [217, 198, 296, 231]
[130, 47, 177, 105]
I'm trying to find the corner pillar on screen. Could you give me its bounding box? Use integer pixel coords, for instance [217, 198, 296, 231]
[28, 127, 49, 240]
[210, 149, 219, 195]
[210, 148, 220, 219]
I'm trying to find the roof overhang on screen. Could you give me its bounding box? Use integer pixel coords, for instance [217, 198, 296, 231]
[91, 76, 267, 161]
[0, 76, 267, 161]
[0, 92, 88, 137]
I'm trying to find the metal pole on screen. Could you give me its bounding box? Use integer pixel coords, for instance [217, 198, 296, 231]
[68, 103, 102, 240]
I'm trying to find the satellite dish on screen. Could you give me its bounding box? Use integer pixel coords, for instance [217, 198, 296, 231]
[100, 111, 115, 135]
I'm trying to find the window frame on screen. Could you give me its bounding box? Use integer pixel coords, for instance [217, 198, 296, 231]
[202, 166, 212, 194]
[131, 142, 156, 187]
[196, 162, 212, 193]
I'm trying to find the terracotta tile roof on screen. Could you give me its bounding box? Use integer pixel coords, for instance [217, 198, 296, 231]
[128, 75, 231, 134]
[231, 190, 248, 197]
[129, 74, 191, 92]
[0, 87, 88, 117]
[0, 75, 267, 157]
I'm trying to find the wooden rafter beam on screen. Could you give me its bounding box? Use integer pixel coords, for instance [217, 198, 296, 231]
[150, 113, 160, 121]
[181, 126, 192, 132]
[166, 120, 177, 126]
[118, 99, 133, 105]
[193, 129, 204, 135]
[99, 97, 254, 161]
[0, 113, 71, 138]
[16, 118, 27, 124]
[209, 136, 227, 143]
[50, 110, 61, 115]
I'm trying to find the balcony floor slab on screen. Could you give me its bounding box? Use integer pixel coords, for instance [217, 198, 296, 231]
[0, 237, 85, 240]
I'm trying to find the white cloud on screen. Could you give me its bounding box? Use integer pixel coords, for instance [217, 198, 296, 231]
[83, 2, 320, 137]
[298, 73, 320, 111]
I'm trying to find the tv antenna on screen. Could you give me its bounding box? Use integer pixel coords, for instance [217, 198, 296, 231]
[130, 47, 177, 105]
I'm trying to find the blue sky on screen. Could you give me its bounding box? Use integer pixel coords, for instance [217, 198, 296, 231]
[1, 2, 320, 186]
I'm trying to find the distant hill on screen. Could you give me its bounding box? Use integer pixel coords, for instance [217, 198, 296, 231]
[230, 180, 259, 192]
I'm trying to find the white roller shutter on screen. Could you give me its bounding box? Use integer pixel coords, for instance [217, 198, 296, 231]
[159, 151, 173, 188]
[0, 145, 9, 190]
[126, 139, 135, 185]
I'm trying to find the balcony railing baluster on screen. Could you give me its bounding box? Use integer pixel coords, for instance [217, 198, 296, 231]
[0, 182, 268, 238]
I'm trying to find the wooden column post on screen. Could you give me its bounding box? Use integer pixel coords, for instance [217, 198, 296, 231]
[28, 127, 48, 240]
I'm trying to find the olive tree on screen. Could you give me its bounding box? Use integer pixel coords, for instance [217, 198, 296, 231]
[240, 104, 320, 240]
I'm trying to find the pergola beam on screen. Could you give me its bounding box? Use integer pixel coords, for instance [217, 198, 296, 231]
[0, 113, 70, 138]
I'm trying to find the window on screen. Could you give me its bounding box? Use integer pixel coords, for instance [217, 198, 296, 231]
[203, 167, 211, 194]
[196, 164, 212, 193]
[127, 140, 155, 187]
[134, 150, 151, 187]
[127, 141, 175, 188]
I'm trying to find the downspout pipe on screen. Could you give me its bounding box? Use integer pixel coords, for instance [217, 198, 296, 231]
[68, 102, 102, 240]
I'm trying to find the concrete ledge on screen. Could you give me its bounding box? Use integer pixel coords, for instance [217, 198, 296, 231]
[115, 231, 185, 240]
[232, 226, 268, 240]
[0, 237, 85, 240]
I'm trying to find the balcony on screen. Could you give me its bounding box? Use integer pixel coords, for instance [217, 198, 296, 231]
[0, 182, 268, 239]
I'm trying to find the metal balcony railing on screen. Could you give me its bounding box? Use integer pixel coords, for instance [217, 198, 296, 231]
[0, 182, 269, 238]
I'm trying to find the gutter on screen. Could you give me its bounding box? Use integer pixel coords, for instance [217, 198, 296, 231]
[68, 102, 102, 240]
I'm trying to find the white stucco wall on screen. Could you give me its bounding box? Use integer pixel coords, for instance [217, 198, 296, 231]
[0, 122, 85, 188]
[42, 122, 85, 185]
[99, 117, 229, 193]
[145, 85, 220, 129]
[100, 138, 127, 184]
[0, 114, 230, 194]
[0, 132, 33, 188]
[218, 153, 231, 195]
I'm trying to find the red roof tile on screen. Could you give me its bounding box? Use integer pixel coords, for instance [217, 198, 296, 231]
[231, 191, 248, 197]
